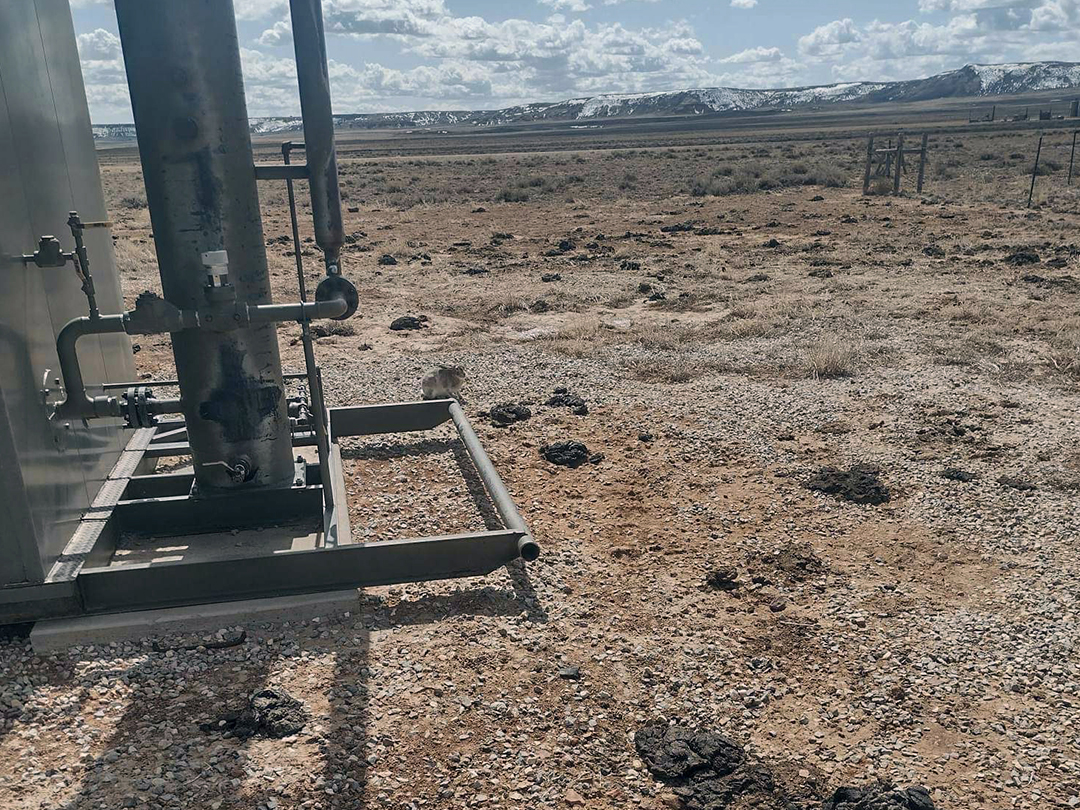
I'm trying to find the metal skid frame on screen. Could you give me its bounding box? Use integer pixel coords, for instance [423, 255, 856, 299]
[0, 399, 538, 623]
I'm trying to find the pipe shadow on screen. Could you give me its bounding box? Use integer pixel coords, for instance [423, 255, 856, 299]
[340, 434, 547, 624]
[29, 580, 542, 809]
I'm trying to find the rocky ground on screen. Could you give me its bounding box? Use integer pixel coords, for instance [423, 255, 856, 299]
[2, 123, 1079, 809]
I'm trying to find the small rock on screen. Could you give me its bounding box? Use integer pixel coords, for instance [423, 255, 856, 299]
[941, 467, 977, 482]
[998, 475, 1036, 491]
[390, 315, 426, 331]
[564, 788, 585, 805]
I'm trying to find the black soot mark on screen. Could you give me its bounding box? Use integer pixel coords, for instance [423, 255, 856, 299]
[198, 345, 282, 442]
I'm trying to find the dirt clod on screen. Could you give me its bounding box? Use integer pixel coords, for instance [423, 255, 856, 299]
[489, 402, 532, 427]
[941, 467, 976, 482]
[540, 440, 591, 468]
[998, 474, 1036, 491]
[201, 688, 307, 740]
[390, 315, 426, 331]
[706, 567, 740, 591]
[635, 723, 746, 781]
[546, 388, 589, 416]
[806, 465, 890, 505]
[823, 782, 935, 810]
[1006, 247, 1040, 266]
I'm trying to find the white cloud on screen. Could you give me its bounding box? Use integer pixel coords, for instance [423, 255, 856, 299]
[258, 19, 292, 47]
[731, 0, 758, 8]
[798, 1, 1079, 84]
[539, 0, 592, 11]
[234, 0, 288, 21]
[798, 18, 862, 57]
[719, 46, 783, 64]
[76, 28, 121, 61]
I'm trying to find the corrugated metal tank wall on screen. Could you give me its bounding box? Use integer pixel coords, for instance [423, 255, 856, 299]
[0, 0, 135, 585]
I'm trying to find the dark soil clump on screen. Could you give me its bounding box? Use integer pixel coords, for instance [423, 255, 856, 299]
[1006, 247, 1040, 266]
[489, 402, 531, 427]
[636, 723, 934, 810]
[998, 475, 1036, 491]
[635, 723, 746, 781]
[941, 467, 977, 482]
[706, 567, 740, 591]
[390, 315, 427, 331]
[634, 723, 788, 810]
[756, 544, 826, 584]
[201, 688, 307, 739]
[806, 465, 890, 505]
[540, 440, 590, 467]
[546, 387, 589, 416]
[823, 782, 935, 810]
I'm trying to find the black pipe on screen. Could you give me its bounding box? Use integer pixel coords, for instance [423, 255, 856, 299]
[448, 401, 540, 562]
[289, 0, 344, 276]
[249, 298, 347, 323]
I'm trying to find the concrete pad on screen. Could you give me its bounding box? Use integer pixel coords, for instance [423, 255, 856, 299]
[30, 589, 362, 653]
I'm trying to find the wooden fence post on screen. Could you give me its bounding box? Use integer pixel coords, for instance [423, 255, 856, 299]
[1028, 134, 1043, 208]
[1069, 131, 1077, 187]
[917, 133, 928, 194]
[862, 134, 875, 195]
[893, 133, 905, 195]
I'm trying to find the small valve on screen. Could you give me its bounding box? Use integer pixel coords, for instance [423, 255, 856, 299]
[202, 250, 236, 303]
[201, 456, 253, 484]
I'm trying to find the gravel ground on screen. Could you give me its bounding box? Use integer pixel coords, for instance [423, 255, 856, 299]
[3, 130, 1080, 809]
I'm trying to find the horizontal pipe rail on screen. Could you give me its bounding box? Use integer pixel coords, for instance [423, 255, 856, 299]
[448, 401, 540, 561]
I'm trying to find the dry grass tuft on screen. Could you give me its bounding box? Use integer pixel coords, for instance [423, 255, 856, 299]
[623, 356, 701, 384]
[805, 335, 858, 379]
[538, 316, 609, 357]
[1045, 332, 1080, 379]
[112, 238, 157, 276]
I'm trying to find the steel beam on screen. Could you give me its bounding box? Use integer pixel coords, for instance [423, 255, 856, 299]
[76, 529, 524, 613]
[254, 164, 309, 181]
[115, 483, 323, 537]
[329, 399, 454, 437]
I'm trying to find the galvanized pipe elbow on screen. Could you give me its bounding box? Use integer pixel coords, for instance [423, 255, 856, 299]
[53, 315, 126, 420]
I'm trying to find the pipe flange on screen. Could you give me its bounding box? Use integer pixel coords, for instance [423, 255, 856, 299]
[315, 274, 358, 320]
[123, 386, 157, 429]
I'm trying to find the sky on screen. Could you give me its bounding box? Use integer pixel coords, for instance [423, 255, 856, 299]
[71, 0, 1080, 123]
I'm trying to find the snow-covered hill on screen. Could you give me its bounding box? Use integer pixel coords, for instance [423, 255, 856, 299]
[91, 61, 1080, 139]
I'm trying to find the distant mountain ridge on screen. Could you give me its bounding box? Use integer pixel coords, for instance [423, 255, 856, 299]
[92, 61, 1080, 139]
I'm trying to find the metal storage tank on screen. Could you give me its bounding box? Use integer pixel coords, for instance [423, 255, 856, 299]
[0, 0, 135, 587]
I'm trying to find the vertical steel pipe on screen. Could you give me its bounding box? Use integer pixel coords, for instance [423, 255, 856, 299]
[114, 0, 295, 494]
[289, 0, 345, 276]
